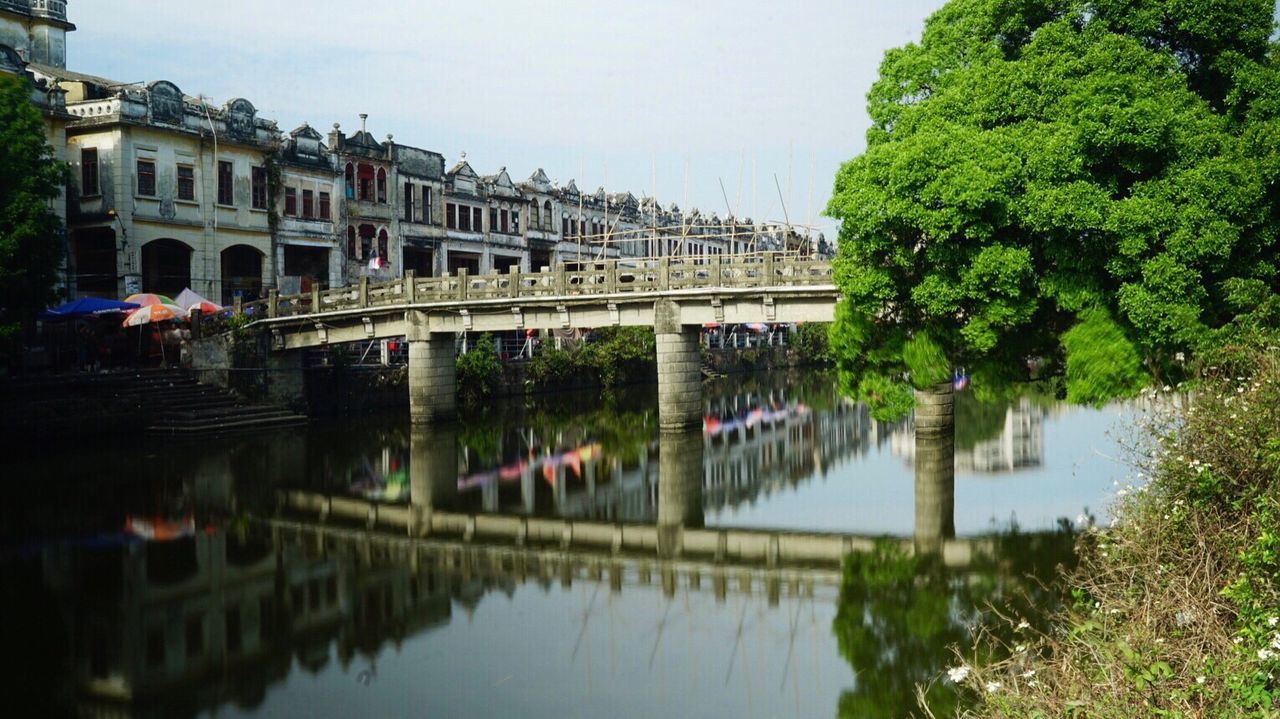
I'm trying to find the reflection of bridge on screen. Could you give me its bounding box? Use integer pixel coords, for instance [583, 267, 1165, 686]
[195, 254, 836, 429]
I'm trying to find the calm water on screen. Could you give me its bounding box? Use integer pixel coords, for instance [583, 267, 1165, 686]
[0, 371, 1135, 718]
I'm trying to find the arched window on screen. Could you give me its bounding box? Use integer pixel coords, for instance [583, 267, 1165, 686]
[543, 200, 552, 230]
[344, 164, 354, 199]
[347, 226, 357, 258]
[531, 202, 540, 230]
[376, 168, 387, 203]
[377, 229, 389, 262]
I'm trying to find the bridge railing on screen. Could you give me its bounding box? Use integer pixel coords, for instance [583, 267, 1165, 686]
[211, 252, 833, 324]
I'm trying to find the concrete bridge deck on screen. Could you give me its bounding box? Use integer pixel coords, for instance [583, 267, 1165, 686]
[193, 253, 839, 430]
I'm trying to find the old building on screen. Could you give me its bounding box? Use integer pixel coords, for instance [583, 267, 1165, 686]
[33, 66, 281, 302]
[393, 141, 446, 278]
[328, 117, 399, 283]
[275, 123, 341, 293]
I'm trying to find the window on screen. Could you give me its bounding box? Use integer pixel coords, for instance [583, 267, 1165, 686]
[457, 204, 470, 232]
[403, 182, 414, 221]
[284, 187, 297, 216]
[472, 207, 482, 232]
[318, 191, 330, 220]
[543, 201, 552, 230]
[81, 147, 98, 195]
[347, 226, 357, 257]
[446, 202, 457, 230]
[500, 209, 509, 234]
[531, 203, 539, 229]
[513, 210, 520, 234]
[344, 163, 354, 199]
[489, 207, 498, 233]
[302, 189, 314, 218]
[251, 166, 267, 209]
[136, 159, 156, 197]
[376, 168, 387, 203]
[562, 217, 570, 237]
[421, 186, 431, 224]
[177, 164, 194, 201]
[217, 160, 233, 205]
[359, 224, 374, 258]
[377, 229, 388, 262]
[357, 163, 373, 201]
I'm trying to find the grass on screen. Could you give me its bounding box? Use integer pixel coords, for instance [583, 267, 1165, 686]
[959, 351, 1280, 717]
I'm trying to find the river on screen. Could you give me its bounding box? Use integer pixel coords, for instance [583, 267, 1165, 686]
[0, 370, 1138, 718]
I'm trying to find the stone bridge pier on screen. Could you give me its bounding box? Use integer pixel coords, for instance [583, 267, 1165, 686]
[409, 423, 459, 534]
[407, 311, 457, 424]
[654, 298, 703, 430]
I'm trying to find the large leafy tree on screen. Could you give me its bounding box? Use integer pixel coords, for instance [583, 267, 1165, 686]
[826, 0, 1280, 411]
[0, 71, 65, 341]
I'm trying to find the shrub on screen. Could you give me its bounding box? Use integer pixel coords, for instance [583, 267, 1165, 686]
[455, 334, 501, 401]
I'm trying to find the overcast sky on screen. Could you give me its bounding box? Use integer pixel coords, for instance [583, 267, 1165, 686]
[69, 1, 947, 237]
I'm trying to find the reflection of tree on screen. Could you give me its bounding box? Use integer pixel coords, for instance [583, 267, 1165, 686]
[832, 528, 1077, 717]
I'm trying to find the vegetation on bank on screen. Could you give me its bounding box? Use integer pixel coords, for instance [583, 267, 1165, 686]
[955, 351, 1280, 716]
[456, 327, 657, 402]
[0, 72, 66, 348]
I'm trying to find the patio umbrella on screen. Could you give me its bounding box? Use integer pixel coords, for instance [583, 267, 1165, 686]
[174, 288, 220, 314]
[122, 303, 187, 327]
[40, 297, 139, 320]
[124, 293, 177, 307]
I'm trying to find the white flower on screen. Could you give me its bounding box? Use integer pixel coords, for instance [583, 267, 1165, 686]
[1196, 675, 1206, 684]
[946, 665, 970, 682]
[1016, 644, 1027, 653]
[1270, 635, 1280, 650]
[1268, 617, 1277, 627]
[1258, 648, 1273, 661]
[1016, 620, 1030, 631]
[985, 681, 1002, 693]
[1021, 670, 1036, 678]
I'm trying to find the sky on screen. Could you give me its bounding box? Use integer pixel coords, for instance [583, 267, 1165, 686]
[68, 0, 948, 238]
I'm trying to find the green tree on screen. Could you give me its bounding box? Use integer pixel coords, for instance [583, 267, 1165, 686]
[826, 0, 1280, 413]
[0, 72, 65, 341]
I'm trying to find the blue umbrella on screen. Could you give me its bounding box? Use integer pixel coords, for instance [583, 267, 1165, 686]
[40, 297, 140, 320]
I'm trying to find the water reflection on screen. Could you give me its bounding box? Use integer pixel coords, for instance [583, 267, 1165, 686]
[0, 372, 1127, 717]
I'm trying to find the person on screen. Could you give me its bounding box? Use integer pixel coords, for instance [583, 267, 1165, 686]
[162, 323, 183, 368]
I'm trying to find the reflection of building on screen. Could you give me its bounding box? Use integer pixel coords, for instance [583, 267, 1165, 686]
[34, 525, 450, 717]
[891, 397, 1045, 473]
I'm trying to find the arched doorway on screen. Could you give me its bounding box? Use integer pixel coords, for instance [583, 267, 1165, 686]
[221, 245, 263, 306]
[141, 238, 192, 298]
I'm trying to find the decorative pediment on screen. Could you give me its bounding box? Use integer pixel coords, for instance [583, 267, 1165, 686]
[147, 80, 184, 125]
[0, 44, 25, 75]
[562, 179, 580, 197]
[224, 98, 257, 140]
[290, 122, 322, 140]
[449, 160, 478, 179]
[527, 168, 551, 190]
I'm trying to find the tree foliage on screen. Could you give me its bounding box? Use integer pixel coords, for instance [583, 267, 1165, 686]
[826, 0, 1280, 412]
[0, 72, 65, 340]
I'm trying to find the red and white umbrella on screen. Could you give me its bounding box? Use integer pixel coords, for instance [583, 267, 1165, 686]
[122, 303, 188, 327]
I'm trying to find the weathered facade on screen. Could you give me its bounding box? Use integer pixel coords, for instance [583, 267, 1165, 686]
[4, 1, 829, 304]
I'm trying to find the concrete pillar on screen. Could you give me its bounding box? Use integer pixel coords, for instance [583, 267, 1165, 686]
[408, 332, 456, 424]
[913, 382, 955, 556]
[654, 298, 702, 430]
[657, 428, 705, 557]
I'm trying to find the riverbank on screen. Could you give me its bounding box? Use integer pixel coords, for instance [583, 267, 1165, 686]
[961, 352, 1280, 716]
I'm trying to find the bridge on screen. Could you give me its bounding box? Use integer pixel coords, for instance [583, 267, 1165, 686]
[198, 253, 838, 428]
